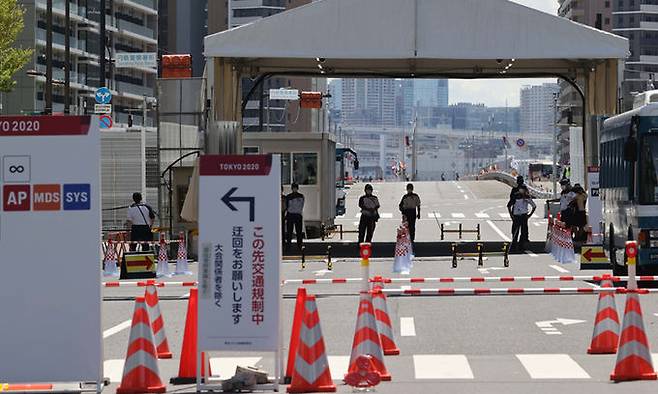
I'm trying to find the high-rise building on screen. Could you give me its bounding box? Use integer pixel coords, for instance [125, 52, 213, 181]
[396, 79, 414, 126]
[558, 0, 612, 163]
[412, 79, 449, 108]
[159, 0, 208, 77]
[206, 0, 323, 132]
[520, 83, 560, 134]
[2, 0, 158, 126]
[613, 0, 658, 110]
[341, 78, 396, 127]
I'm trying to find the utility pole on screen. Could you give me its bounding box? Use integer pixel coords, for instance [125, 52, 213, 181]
[100, 0, 106, 87]
[45, 0, 53, 114]
[412, 113, 418, 181]
[552, 92, 559, 199]
[64, 0, 71, 114]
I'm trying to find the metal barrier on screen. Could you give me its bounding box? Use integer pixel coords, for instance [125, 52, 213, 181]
[441, 223, 481, 240]
[451, 242, 510, 268]
[283, 245, 334, 271]
[321, 223, 358, 240]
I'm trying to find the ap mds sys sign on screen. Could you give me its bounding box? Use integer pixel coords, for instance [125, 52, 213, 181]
[0, 115, 102, 384]
[199, 155, 281, 352]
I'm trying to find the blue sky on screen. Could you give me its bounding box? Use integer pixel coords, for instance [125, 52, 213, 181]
[449, 0, 560, 107]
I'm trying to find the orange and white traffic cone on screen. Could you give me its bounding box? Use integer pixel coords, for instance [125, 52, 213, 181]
[116, 296, 166, 394]
[347, 292, 391, 381]
[372, 286, 399, 356]
[156, 233, 171, 278]
[174, 231, 192, 275]
[287, 295, 336, 393]
[103, 236, 119, 277]
[588, 275, 620, 354]
[144, 281, 173, 359]
[610, 291, 657, 381]
[170, 288, 212, 384]
[285, 287, 307, 384]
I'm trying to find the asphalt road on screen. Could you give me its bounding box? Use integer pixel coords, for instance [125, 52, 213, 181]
[98, 180, 658, 393]
[334, 180, 549, 243]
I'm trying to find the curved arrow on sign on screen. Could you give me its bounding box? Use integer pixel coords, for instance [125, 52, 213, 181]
[221, 187, 255, 222]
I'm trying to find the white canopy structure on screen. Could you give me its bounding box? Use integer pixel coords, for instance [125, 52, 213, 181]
[205, 0, 627, 80]
[188, 0, 630, 221]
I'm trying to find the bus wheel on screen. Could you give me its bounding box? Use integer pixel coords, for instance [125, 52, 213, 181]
[610, 226, 627, 276]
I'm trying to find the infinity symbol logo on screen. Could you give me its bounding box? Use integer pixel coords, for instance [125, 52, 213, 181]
[9, 165, 24, 173]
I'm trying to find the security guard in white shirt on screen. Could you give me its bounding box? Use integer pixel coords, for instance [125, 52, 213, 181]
[126, 192, 154, 251]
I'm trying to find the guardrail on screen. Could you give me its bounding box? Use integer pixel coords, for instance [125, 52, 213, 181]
[477, 171, 553, 199]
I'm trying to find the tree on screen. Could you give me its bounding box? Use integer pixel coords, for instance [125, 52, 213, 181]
[0, 0, 32, 93]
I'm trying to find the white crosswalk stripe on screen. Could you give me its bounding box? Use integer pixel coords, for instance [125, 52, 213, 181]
[475, 213, 490, 218]
[428, 212, 441, 218]
[451, 213, 465, 218]
[498, 212, 510, 218]
[319, 353, 646, 381]
[413, 355, 474, 379]
[380, 213, 393, 219]
[516, 354, 590, 379]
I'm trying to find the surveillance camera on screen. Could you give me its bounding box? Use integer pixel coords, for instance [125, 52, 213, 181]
[317, 57, 326, 63]
[496, 59, 503, 64]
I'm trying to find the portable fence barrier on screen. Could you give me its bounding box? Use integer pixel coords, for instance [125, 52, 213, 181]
[283, 245, 335, 271]
[320, 223, 358, 240]
[451, 242, 510, 268]
[441, 223, 481, 240]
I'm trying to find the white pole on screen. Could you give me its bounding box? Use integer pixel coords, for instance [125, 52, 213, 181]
[552, 93, 559, 199]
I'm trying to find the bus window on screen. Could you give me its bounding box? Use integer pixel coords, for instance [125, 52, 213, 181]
[640, 135, 658, 204]
[293, 153, 318, 185]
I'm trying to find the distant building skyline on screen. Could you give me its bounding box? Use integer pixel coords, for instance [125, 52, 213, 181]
[520, 83, 560, 134]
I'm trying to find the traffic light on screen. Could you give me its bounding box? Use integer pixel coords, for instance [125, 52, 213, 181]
[127, 114, 133, 128]
[354, 159, 359, 170]
[405, 136, 410, 146]
[162, 54, 192, 79]
[299, 92, 323, 109]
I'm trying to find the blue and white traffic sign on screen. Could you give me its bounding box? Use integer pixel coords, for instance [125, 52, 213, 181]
[94, 87, 112, 104]
[516, 138, 525, 148]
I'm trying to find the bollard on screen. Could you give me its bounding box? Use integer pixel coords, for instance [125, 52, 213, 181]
[441, 223, 445, 240]
[301, 246, 306, 271]
[360, 243, 372, 291]
[476, 223, 481, 240]
[451, 243, 458, 268]
[503, 242, 510, 267]
[459, 223, 463, 239]
[626, 241, 638, 290]
[477, 243, 484, 267]
[327, 245, 333, 271]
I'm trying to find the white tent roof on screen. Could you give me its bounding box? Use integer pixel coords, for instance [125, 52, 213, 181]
[204, 0, 628, 77]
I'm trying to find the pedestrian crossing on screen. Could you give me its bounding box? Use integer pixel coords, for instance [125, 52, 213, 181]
[341, 212, 545, 221]
[99, 353, 648, 383]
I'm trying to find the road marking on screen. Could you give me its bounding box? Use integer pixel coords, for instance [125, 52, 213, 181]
[353, 221, 359, 226]
[413, 355, 474, 379]
[209, 357, 262, 379]
[451, 213, 465, 218]
[525, 251, 538, 257]
[355, 213, 361, 218]
[328, 356, 350, 380]
[498, 213, 510, 218]
[428, 212, 441, 218]
[463, 194, 469, 200]
[401, 285, 411, 291]
[400, 317, 416, 336]
[549, 265, 570, 273]
[103, 320, 132, 339]
[516, 354, 590, 379]
[533, 222, 542, 227]
[103, 359, 124, 383]
[380, 213, 393, 219]
[475, 213, 490, 218]
[535, 318, 586, 335]
[486, 220, 512, 242]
